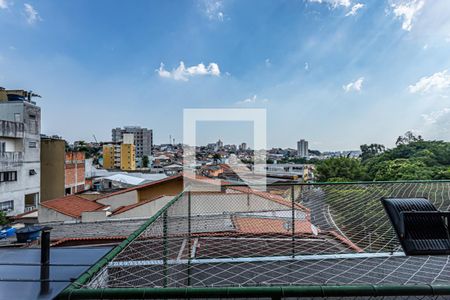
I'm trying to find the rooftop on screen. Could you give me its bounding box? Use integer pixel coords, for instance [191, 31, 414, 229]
[58, 180, 450, 299]
[40, 195, 106, 218]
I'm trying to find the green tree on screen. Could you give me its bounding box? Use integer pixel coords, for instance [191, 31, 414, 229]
[316, 157, 366, 182]
[360, 143, 385, 162]
[0, 211, 9, 226]
[142, 155, 149, 168]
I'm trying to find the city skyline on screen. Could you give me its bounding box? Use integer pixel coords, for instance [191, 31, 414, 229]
[1, 0, 450, 150]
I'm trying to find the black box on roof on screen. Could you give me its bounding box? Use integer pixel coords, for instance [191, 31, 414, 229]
[381, 197, 450, 255]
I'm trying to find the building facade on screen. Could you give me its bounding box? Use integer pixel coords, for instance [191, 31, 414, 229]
[41, 137, 87, 201]
[112, 126, 152, 158]
[40, 137, 65, 201]
[297, 139, 309, 158]
[103, 134, 136, 171]
[65, 151, 86, 195]
[102, 144, 115, 169]
[0, 88, 41, 215]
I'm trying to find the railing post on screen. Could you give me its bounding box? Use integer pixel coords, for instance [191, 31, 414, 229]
[163, 210, 168, 287]
[187, 190, 192, 286]
[40, 227, 52, 295]
[291, 185, 295, 258]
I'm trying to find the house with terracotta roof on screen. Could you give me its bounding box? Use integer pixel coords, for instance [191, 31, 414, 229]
[37, 173, 311, 225]
[38, 174, 185, 223]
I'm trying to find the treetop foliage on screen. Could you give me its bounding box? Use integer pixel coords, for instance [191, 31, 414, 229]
[316, 132, 450, 182]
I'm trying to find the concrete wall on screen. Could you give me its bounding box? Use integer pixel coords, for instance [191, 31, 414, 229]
[81, 211, 108, 222]
[40, 139, 65, 201]
[170, 193, 292, 217]
[97, 190, 138, 210]
[38, 205, 75, 223]
[110, 196, 172, 220]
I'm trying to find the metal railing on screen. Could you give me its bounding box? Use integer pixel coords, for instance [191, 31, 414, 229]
[58, 180, 450, 299]
[0, 151, 23, 164]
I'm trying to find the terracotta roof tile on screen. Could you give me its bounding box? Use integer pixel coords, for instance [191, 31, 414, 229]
[229, 186, 310, 212]
[40, 195, 106, 218]
[233, 216, 315, 235]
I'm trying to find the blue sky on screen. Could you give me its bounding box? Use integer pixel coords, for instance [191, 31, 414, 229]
[1, 0, 450, 150]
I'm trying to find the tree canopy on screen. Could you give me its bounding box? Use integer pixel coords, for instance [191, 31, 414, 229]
[316, 132, 450, 182]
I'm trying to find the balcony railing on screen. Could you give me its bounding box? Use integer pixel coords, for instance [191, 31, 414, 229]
[0, 120, 24, 138]
[0, 151, 23, 164]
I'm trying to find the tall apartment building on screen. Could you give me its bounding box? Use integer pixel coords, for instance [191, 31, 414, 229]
[0, 88, 41, 215]
[120, 134, 136, 171]
[102, 144, 115, 170]
[112, 126, 152, 158]
[297, 139, 309, 158]
[103, 134, 135, 171]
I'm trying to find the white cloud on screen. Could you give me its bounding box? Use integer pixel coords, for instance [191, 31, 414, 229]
[343, 77, 364, 92]
[157, 61, 221, 81]
[0, 0, 9, 9]
[345, 3, 364, 16]
[202, 0, 225, 21]
[265, 58, 271, 67]
[236, 95, 269, 105]
[307, 0, 351, 8]
[390, 0, 425, 31]
[422, 108, 450, 125]
[409, 70, 450, 94]
[24, 3, 42, 24]
[421, 108, 450, 139]
[304, 62, 310, 71]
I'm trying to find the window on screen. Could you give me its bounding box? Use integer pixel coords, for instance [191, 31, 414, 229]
[0, 171, 17, 182]
[0, 200, 14, 212]
[28, 114, 36, 120]
[14, 113, 21, 122]
[28, 141, 37, 148]
[0, 142, 5, 153]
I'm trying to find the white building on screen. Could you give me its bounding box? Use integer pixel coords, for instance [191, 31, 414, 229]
[297, 139, 309, 158]
[0, 88, 41, 215]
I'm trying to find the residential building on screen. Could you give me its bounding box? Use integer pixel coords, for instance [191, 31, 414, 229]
[65, 151, 86, 194]
[120, 133, 136, 171]
[297, 139, 309, 158]
[239, 142, 247, 151]
[40, 136, 86, 201]
[112, 126, 153, 158]
[102, 144, 115, 169]
[0, 88, 41, 215]
[120, 144, 136, 171]
[38, 174, 185, 223]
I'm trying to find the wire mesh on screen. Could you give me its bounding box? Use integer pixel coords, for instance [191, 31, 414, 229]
[78, 181, 450, 298]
